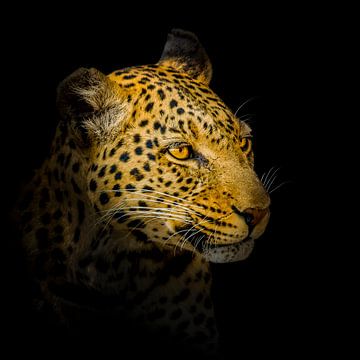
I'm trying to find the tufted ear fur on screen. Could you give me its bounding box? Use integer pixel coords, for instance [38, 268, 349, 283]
[158, 29, 212, 85]
[57, 67, 129, 145]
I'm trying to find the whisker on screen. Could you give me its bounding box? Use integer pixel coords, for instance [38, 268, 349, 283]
[162, 214, 211, 255]
[265, 175, 277, 192]
[161, 228, 195, 253]
[96, 202, 193, 229]
[262, 166, 276, 188]
[269, 181, 290, 195]
[114, 197, 199, 215]
[174, 226, 197, 254]
[193, 234, 207, 256]
[186, 222, 212, 255]
[122, 215, 190, 242]
[239, 114, 254, 124]
[260, 171, 267, 183]
[264, 167, 280, 191]
[210, 223, 220, 246]
[177, 215, 211, 253]
[234, 97, 256, 117]
[107, 210, 189, 223]
[180, 227, 201, 251]
[261, 166, 274, 186]
[95, 203, 191, 233]
[100, 192, 203, 216]
[98, 205, 189, 218]
[99, 188, 205, 210]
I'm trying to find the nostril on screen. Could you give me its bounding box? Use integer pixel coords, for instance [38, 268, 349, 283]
[243, 208, 268, 227]
[243, 212, 254, 226]
[232, 205, 268, 227]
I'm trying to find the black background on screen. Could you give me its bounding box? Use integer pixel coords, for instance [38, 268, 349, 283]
[2, 5, 350, 359]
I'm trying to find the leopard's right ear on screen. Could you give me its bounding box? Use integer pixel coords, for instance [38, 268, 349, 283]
[158, 29, 212, 85]
[57, 68, 129, 145]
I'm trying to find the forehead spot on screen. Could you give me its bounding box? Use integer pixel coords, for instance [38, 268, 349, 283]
[145, 102, 154, 112]
[119, 152, 130, 162]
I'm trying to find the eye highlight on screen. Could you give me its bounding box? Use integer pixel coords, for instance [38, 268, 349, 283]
[239, 137, 252, 155]
[168, 145, 193, 160]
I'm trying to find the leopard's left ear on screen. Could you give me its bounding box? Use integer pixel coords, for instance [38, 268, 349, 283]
[158, 29, 212, 85]
[57, 68, 129, 146]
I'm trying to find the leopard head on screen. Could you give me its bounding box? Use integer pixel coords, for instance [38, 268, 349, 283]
[56, 29, 270, 263]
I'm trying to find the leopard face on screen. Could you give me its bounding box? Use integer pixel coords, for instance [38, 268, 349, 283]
[96, 72, 269, 262]
[54, 31, 270, 264]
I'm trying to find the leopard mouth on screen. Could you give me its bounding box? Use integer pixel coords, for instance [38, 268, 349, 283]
[202, 237, 255, 263]
[186, 230, 255, 263]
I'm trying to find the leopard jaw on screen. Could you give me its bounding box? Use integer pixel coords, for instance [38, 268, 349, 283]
[203, 238, 255, 263]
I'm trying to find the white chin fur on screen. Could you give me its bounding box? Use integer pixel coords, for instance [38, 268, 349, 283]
[203, 239, 255, 263]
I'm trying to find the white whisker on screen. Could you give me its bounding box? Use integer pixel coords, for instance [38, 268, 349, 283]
[99, 205, 189, 218]
[107, 210, 189, 223]
[176, 215, 211, 253]
[264, 167, 280, 191]
[261, 166, 274, 187]
[99, 188, 205, 211]
[269, 181, 290, 195]
[234, 97, 256, 117]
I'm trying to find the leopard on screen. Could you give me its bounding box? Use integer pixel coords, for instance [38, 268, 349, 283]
[17, 29, 270, 357]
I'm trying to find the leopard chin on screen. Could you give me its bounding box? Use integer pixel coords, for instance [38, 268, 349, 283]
[202, 238, 255, 263]
[164, 223, 257, 263]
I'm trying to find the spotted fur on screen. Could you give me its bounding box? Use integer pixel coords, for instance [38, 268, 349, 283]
[18, 29, 270, 357]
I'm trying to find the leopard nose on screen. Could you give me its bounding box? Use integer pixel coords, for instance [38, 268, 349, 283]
[242, 208, 268, 227]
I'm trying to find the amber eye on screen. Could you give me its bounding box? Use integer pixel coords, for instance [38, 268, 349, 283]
[168, 145, 193, 160]
[239, 137, 252, 155]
